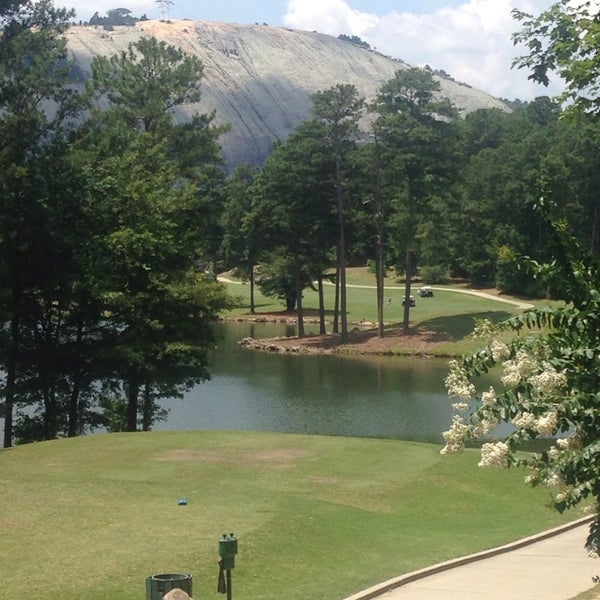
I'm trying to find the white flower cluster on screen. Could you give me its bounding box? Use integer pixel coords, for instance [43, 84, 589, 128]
[501, 350, 537, 387]
[481, 386, 497, 407]
[490, 339, 510, 362]
[524, 470, 539, 484]
[556, 431, 583, 451]
[512, 410, 559, 436]
[535, 411, 559, 436]
[471, 412, 499, 438]
[529, 365, 567, 396]
[445, 360, 476, 401]
[440, 415, 470, 454]
[543, 471, 563, 489]
[471, 319, 496, 340]
[512, 411, 537, 431]
[478, 441, 510, 468]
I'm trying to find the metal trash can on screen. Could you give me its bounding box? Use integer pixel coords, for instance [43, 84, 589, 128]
[146, 573, 193, 599]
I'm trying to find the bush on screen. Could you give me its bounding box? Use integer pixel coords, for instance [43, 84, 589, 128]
[420, 264, 448, 284]
[495, 245, 543, 297]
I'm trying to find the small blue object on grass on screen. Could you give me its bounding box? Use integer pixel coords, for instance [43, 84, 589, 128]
[178, 498, 188, 505]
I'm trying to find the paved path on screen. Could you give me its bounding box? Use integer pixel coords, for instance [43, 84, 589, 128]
[217, 277, 534, 310]
[343, 518, 597, 600]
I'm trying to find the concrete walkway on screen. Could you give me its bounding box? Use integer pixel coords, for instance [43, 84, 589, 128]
[344, 518, 598, 600]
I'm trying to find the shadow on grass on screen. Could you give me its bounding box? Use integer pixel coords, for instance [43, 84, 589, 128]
[418, 311, 514, 341]
[228, 300, 283, 312]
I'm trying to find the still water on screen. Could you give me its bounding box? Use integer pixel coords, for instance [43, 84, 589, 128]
[156, 322, 455, 443]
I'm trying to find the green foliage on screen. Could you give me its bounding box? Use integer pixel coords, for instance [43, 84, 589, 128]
[0, 0, 25, 15]
[88, 36, 204, 134]
[338, 33, 371, 50]
[495, 244, 544, 297]
[368, 68, 462, 330]
[420, 265, 447, 284]
[366, 259, 377, 274]
[88, 8, 142, 28]
[442, 210, 600, 554]
[255, 248, 304, 312]
[452, 98, 563, 287]
[513, 1, 600, 114]
[0, 11, 230, 445]
[251, 119, 337, 325]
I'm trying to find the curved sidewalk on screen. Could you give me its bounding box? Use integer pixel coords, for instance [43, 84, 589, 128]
[344, 517, 597, 600]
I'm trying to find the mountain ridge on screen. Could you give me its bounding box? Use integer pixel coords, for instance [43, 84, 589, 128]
[65, 19, 509, 169]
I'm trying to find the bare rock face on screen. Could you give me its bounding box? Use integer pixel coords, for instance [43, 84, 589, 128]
[65, 20, 509, 170]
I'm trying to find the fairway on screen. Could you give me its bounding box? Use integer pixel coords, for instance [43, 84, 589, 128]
[0, 431, 578, 600]
[219, 270, 538, 356]
[220, 271, 527, 327]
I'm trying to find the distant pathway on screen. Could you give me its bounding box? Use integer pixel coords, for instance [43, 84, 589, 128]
[217, 277, 535, 310]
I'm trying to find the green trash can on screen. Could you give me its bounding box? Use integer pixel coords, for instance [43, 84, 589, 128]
[146, 573, 193, 599]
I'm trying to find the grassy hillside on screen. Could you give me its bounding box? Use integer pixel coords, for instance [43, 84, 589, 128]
[219, 267, 554, 355]
[0, 431, 579, 600]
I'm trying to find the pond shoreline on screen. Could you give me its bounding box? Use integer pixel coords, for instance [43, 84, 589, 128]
[221, 312, 453, 357]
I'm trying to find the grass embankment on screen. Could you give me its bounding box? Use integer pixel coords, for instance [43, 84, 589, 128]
[1, 431, 579, 600]
[571, 587, 600, 600]
[220, 267, 555, 355]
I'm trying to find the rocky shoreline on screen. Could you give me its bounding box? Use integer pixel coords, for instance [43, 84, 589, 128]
[225, 315, 450, 357]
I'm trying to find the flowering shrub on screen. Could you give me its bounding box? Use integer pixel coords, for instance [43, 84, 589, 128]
[442, 219, 600, 556]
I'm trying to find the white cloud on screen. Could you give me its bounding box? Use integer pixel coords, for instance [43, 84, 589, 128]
[283, 0, 378, 35]
[283, 0, 564, 101]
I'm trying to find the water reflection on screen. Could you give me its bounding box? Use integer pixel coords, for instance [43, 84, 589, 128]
[157, 322, 455, 443]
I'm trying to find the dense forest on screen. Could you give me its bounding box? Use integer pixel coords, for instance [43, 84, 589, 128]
[1, 0, 599, 446]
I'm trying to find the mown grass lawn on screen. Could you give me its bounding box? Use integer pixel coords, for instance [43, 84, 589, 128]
[221, 272, 523, 324]
[1, 431, 579, 600]
[220, 267, 551, 356]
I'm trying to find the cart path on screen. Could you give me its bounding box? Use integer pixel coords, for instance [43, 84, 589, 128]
[343, 517, 597, 600]
[217, 277, 535, 310]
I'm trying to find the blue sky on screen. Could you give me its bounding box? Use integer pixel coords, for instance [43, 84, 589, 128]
[65, 0, 560, 101]
[75, 1, 474, 24]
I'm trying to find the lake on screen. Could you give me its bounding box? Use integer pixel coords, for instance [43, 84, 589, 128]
[156, 321, 455, 443]
[0, 322, 458, 444]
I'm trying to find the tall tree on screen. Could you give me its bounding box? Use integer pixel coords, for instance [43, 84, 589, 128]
[0, 0, 79, 447]
[82, 36, 229, 432]
[351, 127, 390, 337]
[371, 68, 460, 331]
[311, 84, 364, 342]
[221, 165, 261, 313]
[1, 30, 230, 444]
[253, 121, 336, 335]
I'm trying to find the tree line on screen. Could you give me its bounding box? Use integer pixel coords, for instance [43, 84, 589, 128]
[222, 74, 599, 341]
[0, 0, 230, 446]
[2, 0, 600, 447]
